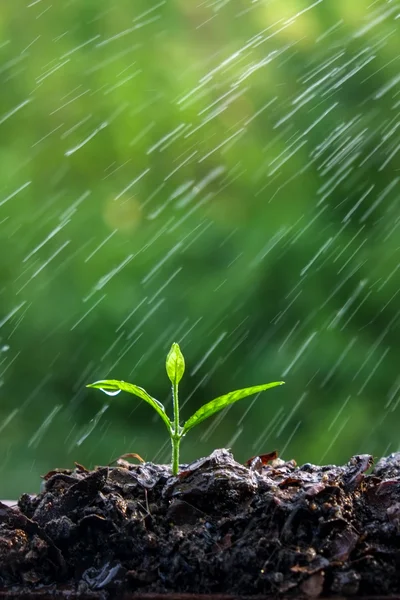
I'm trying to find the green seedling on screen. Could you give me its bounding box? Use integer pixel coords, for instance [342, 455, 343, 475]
[87, 342, 284, 476]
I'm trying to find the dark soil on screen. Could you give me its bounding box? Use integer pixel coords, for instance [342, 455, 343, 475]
[1, 448, 400, 598]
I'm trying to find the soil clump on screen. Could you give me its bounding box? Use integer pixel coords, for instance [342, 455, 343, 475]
[1, 448, 400, 597]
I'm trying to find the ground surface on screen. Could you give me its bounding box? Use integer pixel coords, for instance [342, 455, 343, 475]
[1, 448, 400, 598]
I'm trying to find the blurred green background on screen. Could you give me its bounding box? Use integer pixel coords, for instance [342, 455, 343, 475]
[1, 0, 399, 498]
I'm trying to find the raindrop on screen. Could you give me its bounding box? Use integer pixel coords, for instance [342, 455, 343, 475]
[100, 388, 121, 397]
[28, 405, 62, 449]
[75, 404, 110, 447]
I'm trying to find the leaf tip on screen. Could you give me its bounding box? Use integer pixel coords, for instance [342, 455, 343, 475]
[166, 341, 185, 384]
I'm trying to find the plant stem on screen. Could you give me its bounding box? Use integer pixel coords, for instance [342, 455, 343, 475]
[171, 434, 180, 476]
[172, 379, 180, 475]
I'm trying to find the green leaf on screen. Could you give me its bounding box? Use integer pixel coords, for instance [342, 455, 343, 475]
[182, 381, 284, 435]
[166, 342, 185, 385]
[87, 379, 172, 433]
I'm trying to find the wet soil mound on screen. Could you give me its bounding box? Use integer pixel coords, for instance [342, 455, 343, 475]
[1, 449, 400, 597]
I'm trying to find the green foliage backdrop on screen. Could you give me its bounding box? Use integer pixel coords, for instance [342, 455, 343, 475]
[0, 0, 399, 497]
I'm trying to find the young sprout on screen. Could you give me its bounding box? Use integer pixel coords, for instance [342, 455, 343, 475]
[87, 342, 284, 476]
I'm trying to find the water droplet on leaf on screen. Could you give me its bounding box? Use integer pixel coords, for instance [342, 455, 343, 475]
[100, 388, 122, 397]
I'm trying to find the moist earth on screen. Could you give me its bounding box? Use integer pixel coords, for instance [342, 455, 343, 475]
[1, 448, 400, 598]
